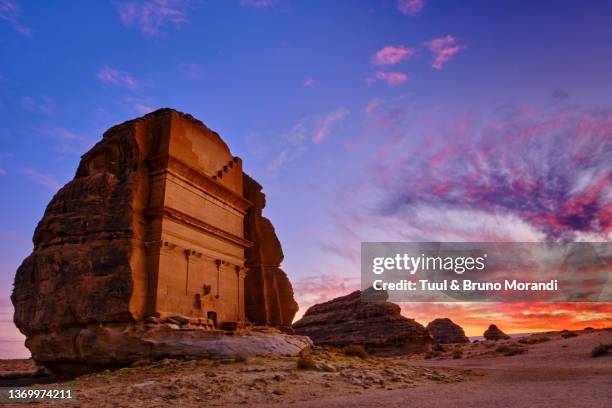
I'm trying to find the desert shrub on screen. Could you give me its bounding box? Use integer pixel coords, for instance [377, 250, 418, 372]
[591, 344, 612, 358]
[424, 351, 440, 359]
[519, 336, 551, 345]
[561, 331, 578, 339]
[433, 344, 445, 352]
[342, 344, 369, 359]
[233, 354, 248, 363]
[296, 352, 316, 370]
[495, 344, 525, 356]
[452, 350, 463, 359]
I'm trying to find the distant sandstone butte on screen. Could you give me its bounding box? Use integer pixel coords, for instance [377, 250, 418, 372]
[293, 290, 432, 354]
[11, 108, 303, 373]
[483, 324, 511, 341]
[426, 318, 469, 344]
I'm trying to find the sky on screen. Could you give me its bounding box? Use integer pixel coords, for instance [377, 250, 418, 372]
[0, 0, 611, 358]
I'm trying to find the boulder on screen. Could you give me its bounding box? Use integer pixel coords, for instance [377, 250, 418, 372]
[11, 109, 303, 375]
[292, 290, 432, 354]
[426, 318, 469, 344]
[484, 324, 510, 341]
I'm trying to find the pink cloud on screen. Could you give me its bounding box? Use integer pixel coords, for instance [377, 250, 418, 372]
[116, 0, 193, 36]
[97, 66, 138, 90]
[20, 168, 62, 191]
[0, 0, 31, 37]
[372, 45, 415, 66]
[425, 35, 465, 70]
[397, 0, 424, 16]
[370, 71, 408, 86]
[303, 78, 316, 87]
[240, 0, 275, 7]
[313, 108, 350, 144]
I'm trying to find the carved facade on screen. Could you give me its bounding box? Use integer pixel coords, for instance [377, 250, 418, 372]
[13, 109, 298, 341]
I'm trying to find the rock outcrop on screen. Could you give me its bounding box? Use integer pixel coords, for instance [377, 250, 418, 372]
[243, 175, 299, 331]
[426, 318, 469, 344]
[483, 324, 510, 341]
[293, 290, 432, 354]
[12, 108, 302, 375]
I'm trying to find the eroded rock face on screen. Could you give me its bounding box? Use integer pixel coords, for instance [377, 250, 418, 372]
[484, 324, 510, 341]
[292, 290, 432, 354]
[243, 175, 299, 331]
[426, 318, 469, 344]
[11, 108, 302, 374]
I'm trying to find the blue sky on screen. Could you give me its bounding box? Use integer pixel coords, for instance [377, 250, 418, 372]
[1, 0, 611, 356]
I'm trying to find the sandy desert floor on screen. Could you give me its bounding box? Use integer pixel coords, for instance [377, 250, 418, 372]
[0, 328, 610, 407]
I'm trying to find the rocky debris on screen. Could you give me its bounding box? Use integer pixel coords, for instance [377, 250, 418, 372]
[3, 350, 472, 407]
[483, 324, 510, 341]
[427, 318, 469, 344]
[243, 175, 299, 331]
[293, 290, 432, 354]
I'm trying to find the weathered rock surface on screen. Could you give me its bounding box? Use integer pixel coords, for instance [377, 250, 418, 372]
[26, 324, 311, 376]
[427, 318, 469, 344]
[292, 290, 432, 354]
[483, 324, 510, 341]
[11, 108, 302, 374]
[243, 175, 298, 331]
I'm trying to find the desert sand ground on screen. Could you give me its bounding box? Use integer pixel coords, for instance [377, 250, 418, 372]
[0, 328, 610, 407]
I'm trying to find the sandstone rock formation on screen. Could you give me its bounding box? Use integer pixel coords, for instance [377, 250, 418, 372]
[426, 318, 469, 344]
[293, 290, 432, 354]
[243, 175, 299, 331]
[12, 108, 302, 374]
[483, 324, 510, 341]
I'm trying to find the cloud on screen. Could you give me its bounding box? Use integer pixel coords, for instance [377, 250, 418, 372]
[372, 45, 415, 66]
[266, 108, 350, 175]
[368, 71, 408, 86]
[397, 0, 424, 16]
[312, 108, 350, 144]
[97, 66, 138, 90]
[240, 0, 275, 7]
[0, 168, 6, 176]
[37, 126, 96, 156]
[20, 168, 62, 191]
[380, 107, 612, 241]
[178, 62, 203, 79]
[20, 95, 53, 114]
[116, 0, 194, 36]
[303, 78, 316, 87]
[425, 35, 465, 70]
[0, 0, 31, 37]
[120, 96, 156, 115]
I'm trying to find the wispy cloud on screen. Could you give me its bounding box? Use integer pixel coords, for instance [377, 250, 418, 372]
[116, 0, 194, 37]
[97, 66, 138, 90]
[379, 107, 612, 240]
[312, 108, 350, 144]
[425, 35, 465, 70]
[368, 71, 408, 86]
[37, 126, 95, 156]
[303, 78, 316, 87]
[20, 95, 53, 114]
[0, 168, 6, 176]
[397, 0, 424, 16]
[372, 45, 415, 66]
[240, 0, 275, 7]
[0, 0, 31, 37]
[178, 62, 203, 79]
[266, 108, 350, 175]
[121, 96, 156, 115]
[20, 168, 62, 191]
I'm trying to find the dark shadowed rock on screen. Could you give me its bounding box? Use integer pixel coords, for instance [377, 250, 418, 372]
[427, 318, 469, 344]
[484, 324, 510, 341]
[292, 290, 432, 354]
